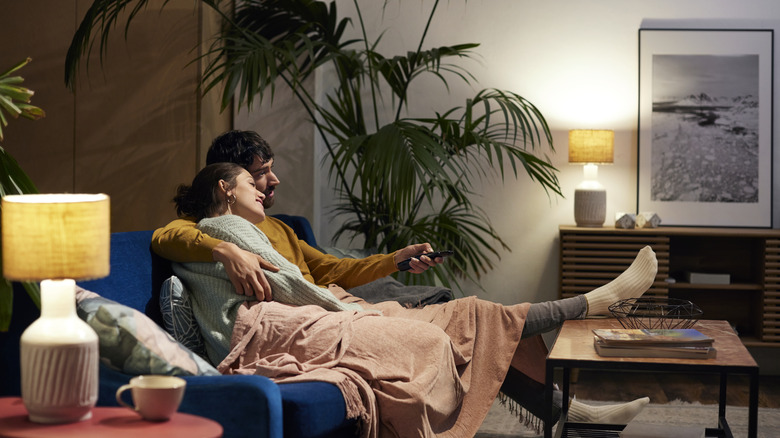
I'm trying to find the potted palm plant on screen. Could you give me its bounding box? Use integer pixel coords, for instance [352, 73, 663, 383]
[65, 0, 561, 292]
[0, 57, 45, 331]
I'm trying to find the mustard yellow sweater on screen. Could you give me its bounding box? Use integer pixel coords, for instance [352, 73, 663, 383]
[152, 216, 398, 289]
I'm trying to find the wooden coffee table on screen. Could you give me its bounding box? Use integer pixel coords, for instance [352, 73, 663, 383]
[544, 319, 759, 438]
[0, 397, 223, 438]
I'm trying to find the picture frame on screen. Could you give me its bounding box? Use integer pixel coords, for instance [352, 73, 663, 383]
[637, 28, 774, 227]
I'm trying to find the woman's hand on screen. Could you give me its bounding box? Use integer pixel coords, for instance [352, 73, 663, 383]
[393, 243, 444, 274]
[212, 241, 280, 300]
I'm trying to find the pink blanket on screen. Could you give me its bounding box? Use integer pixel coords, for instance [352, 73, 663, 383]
[217, 288, 547, 437]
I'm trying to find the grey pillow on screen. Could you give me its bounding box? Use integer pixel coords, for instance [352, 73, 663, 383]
[319, 246, 453, 307]
[159, 275, 207, 359]
[75, 287, 219, 376]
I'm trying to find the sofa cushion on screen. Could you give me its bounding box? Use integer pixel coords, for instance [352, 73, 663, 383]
[159, 275, 207, 358]
[76, 288, 219, 376]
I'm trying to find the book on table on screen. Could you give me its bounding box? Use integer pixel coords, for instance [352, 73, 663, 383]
[593, 338, 717, 359]
[592, 328, 714, 346]
[592, 328, 716, 359]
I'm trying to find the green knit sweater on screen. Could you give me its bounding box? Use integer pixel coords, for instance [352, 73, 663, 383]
[172, 215, 365, 364]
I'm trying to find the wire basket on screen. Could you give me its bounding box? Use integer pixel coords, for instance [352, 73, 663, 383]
[608, 297, 703, 330]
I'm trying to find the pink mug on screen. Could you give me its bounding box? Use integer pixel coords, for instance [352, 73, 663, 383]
[115, 375, 186, 421]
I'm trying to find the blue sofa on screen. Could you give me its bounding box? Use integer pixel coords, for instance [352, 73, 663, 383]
[0, 215, 355, 438]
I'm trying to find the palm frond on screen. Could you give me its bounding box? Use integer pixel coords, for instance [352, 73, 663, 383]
[202, 0, 357, 110]
[64, 0, 224, 89]
[369, 43, 479, 102]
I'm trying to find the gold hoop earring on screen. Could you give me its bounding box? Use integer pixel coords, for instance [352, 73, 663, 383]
[227, 194, 236, 205]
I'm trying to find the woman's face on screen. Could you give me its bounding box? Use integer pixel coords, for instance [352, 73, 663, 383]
[226, 169, 266, 223]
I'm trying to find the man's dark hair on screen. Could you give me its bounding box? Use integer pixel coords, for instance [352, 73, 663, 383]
[206, 130, 274, 167]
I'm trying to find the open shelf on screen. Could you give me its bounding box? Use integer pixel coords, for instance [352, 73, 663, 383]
[560, 225, 780, 346]
[670, 282, 762, 290]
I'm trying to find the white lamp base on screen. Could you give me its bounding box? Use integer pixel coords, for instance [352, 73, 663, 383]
[574, 188, 606, 227]
[20, 279, 99, 423]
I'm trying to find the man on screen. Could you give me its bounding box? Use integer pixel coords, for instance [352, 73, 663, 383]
[152, 130, 444, 300]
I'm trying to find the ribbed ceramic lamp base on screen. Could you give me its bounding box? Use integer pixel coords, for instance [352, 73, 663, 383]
[574, 188, 606, 227]
[19, 280, 99, 424]
[21, 338, 99, 423]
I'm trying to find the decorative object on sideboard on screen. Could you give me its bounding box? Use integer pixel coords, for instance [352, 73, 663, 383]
[569, 129, 614, 227]
[1, 194, 110, 423]
[615, 212, 637, 229]
[686, 271, 731, 285]
[609, 297, 703, 330]
[636, 211, 661, 228]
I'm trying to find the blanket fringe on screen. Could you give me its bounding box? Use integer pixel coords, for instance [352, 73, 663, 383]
[497, 391, 544, 435]
[335, 377, 373, 438]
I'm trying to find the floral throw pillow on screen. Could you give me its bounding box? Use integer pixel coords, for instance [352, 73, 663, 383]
[75, 287, 219, 376]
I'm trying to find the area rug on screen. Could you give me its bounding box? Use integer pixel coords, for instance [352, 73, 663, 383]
[476, 397, 780, 437]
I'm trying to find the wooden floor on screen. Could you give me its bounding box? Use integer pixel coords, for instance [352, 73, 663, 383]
[562, 369, 780, 408]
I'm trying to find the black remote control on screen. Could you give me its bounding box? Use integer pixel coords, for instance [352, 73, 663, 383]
[397, 250, 454, 271]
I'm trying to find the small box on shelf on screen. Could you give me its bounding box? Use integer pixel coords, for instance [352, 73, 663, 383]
[686, 272, 731, 285]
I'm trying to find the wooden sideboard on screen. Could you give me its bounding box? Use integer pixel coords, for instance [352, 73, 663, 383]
[559, 225, 780, 347]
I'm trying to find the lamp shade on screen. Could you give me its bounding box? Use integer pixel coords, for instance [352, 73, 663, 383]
[568, 129, 614, 164]
[2, 194, 110, 281]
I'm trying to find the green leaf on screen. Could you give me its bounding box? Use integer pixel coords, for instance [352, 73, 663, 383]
[0, 147, 39, 196]
[0, 280, 11, 332]
[22, 282, 41, 310]
[0, 76, 25, 86]
[0, 84, 33, 102]
[0, 58, 32, 79]
[16, 103, 46, 121]
[0, 281, 40, 332]
[0, 94, 22, 119]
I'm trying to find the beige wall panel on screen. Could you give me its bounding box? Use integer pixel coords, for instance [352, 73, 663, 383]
[0, 0, 76, 193]
[235, 77, 315, 222]
[199, 4, 233, 168]
[73, 0, 200, 232]
[0, 1, 221, 233]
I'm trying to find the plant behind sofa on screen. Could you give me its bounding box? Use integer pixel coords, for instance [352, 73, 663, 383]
[65, 0, 561, 294]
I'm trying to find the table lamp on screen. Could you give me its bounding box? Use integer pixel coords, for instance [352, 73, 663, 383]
[568, 129, 614, 227]
[2, 193, 110, 423]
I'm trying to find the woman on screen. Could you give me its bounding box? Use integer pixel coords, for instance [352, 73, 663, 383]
[171, 163, 656, 437]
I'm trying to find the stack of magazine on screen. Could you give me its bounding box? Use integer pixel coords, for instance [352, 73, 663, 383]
[593, 328, 716, 359]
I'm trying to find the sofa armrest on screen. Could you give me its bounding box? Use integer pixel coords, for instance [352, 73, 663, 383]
[182, 375, 282, 438]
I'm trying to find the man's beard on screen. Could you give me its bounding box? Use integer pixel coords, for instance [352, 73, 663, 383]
[262, 190, 275, 208]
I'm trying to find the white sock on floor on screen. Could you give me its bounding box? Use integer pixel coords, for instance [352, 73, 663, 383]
[568, 397, 650, 424]
[584, 246, 658, 316]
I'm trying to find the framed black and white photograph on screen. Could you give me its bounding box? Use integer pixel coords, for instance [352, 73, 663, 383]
[637, 29, 774, 227]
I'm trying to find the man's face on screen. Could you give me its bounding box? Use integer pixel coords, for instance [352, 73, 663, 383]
[246, 156, 280, 209]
